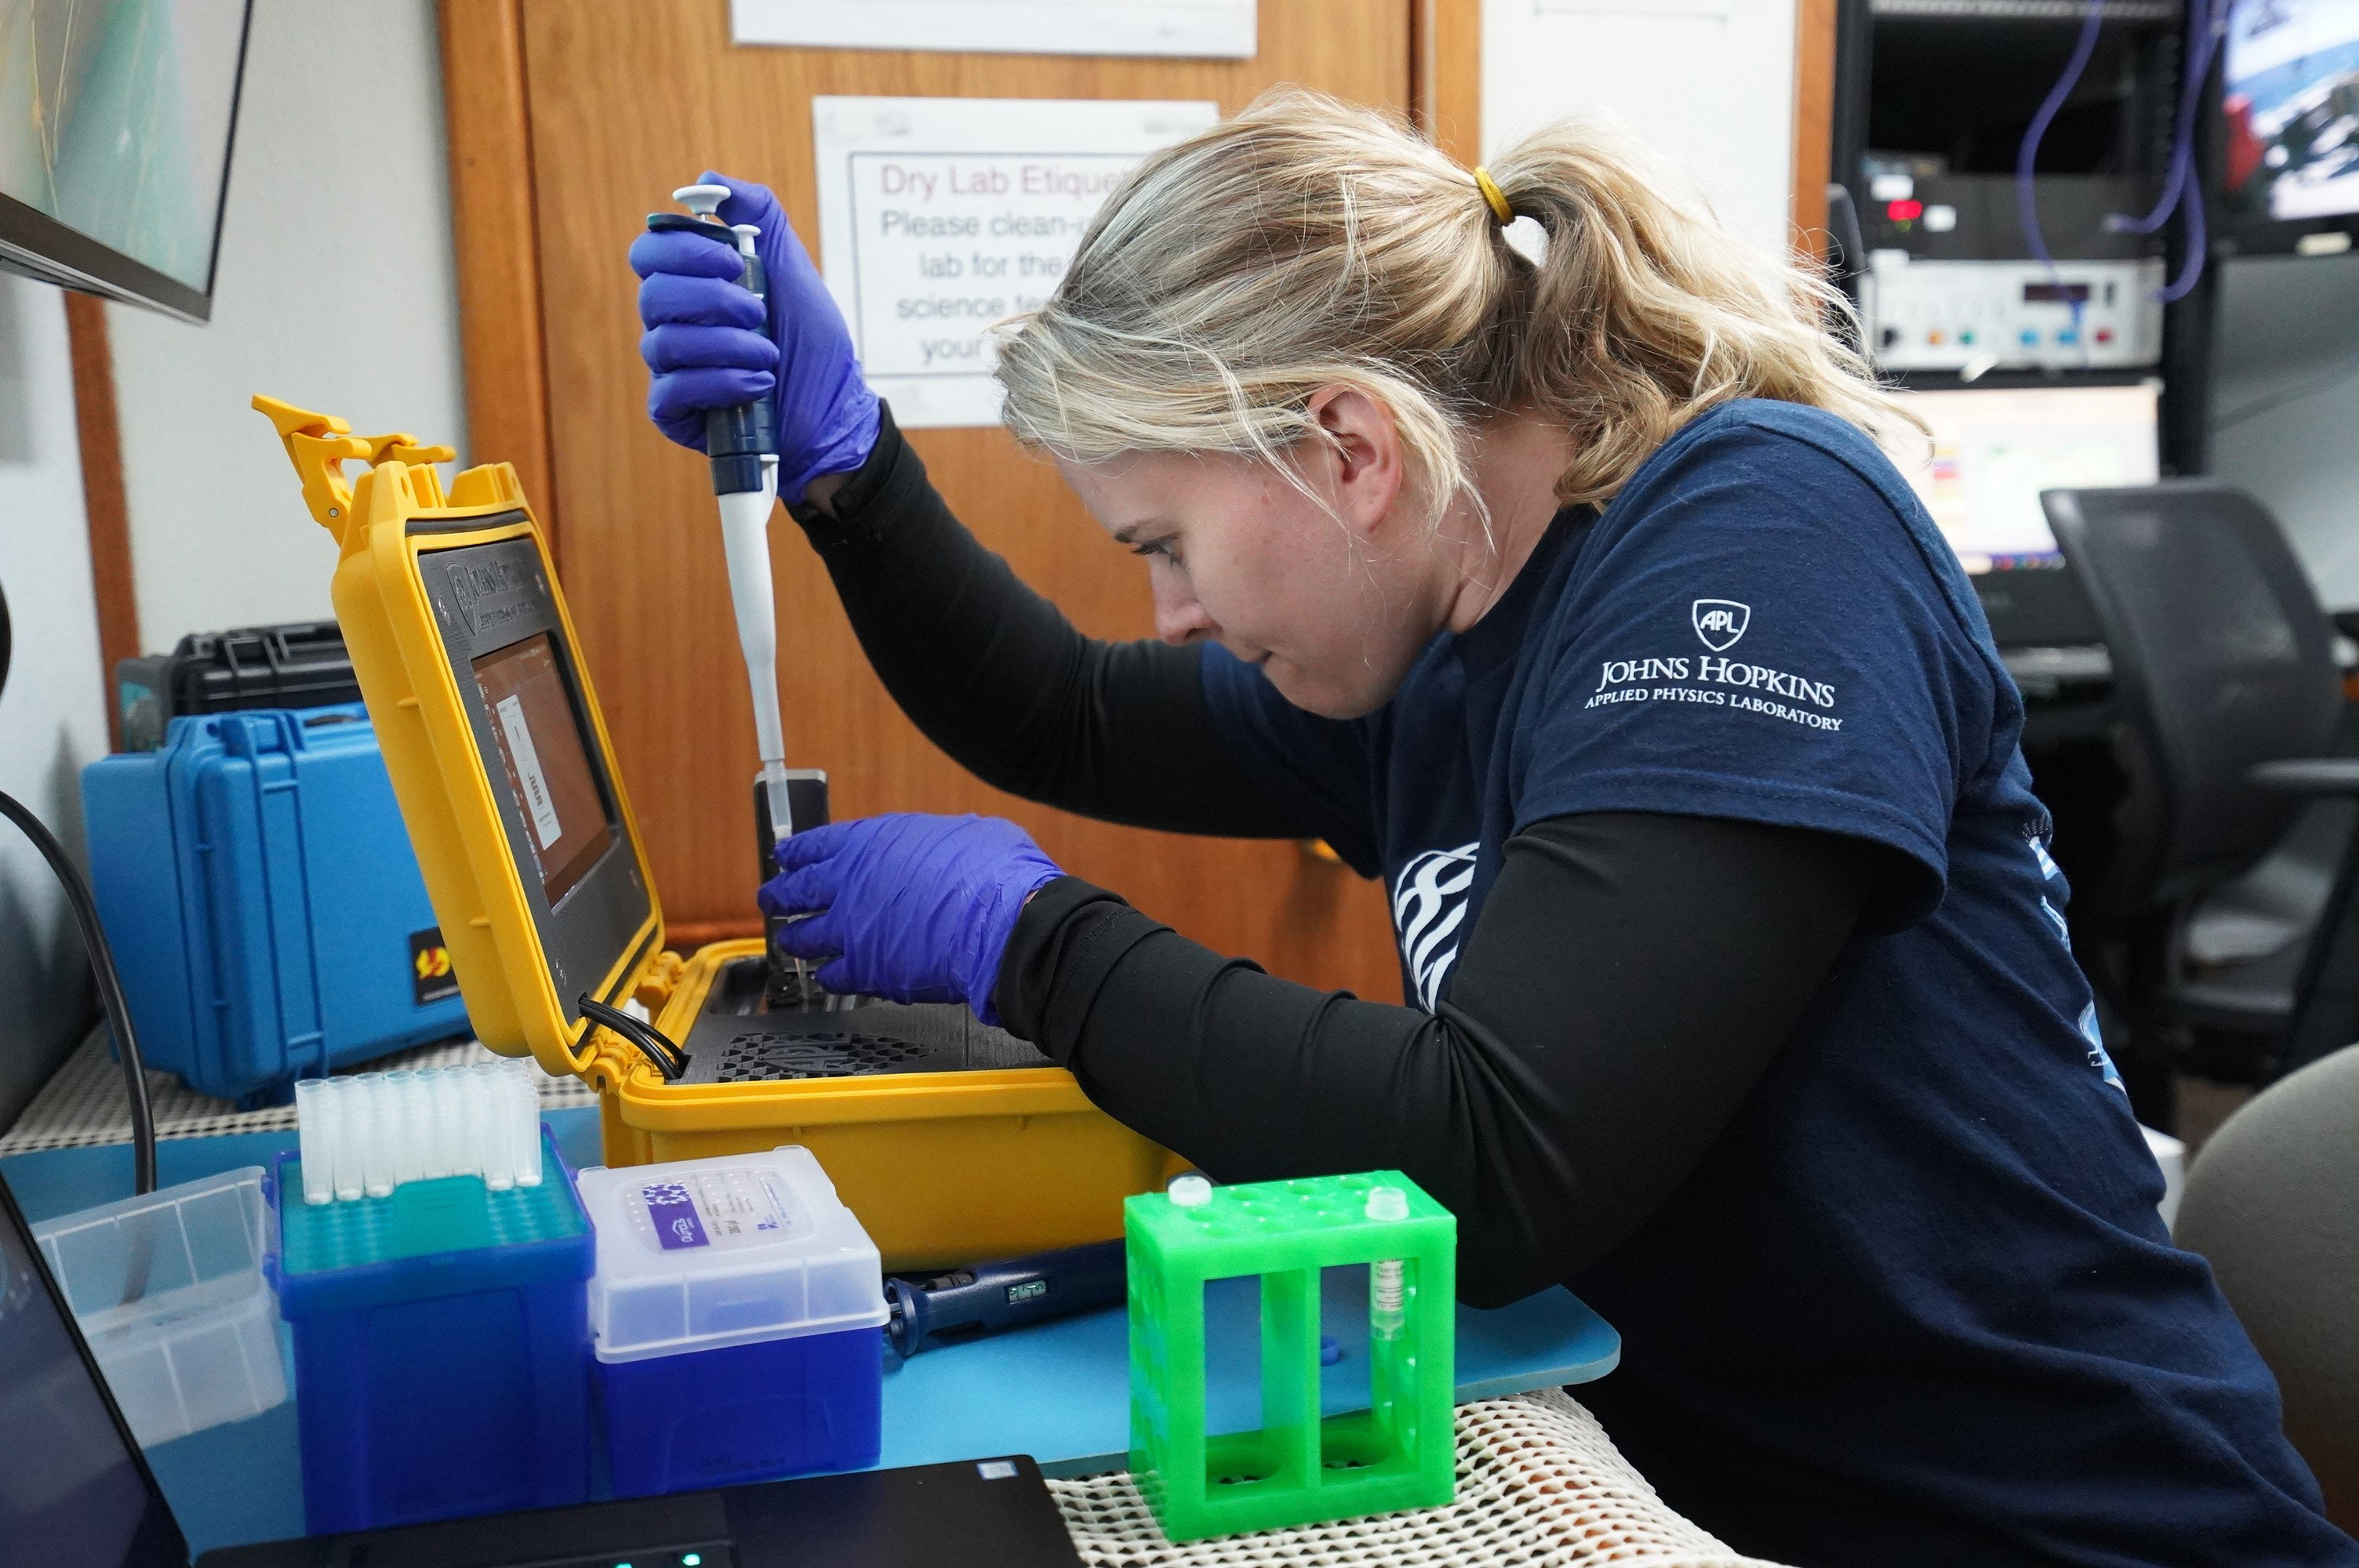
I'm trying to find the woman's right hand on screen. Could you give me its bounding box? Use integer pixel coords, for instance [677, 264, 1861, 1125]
[627, 171, 881, 500]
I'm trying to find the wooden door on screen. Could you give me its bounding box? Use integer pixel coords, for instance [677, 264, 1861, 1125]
[454, 2, 1444, 1000]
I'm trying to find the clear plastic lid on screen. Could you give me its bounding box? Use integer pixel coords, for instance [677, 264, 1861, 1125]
[575, 1145, 885, 1363]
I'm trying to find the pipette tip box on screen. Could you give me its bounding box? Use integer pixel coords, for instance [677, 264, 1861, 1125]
[575, 1145, 887, 1497]
[269, 1125, 591, 1534]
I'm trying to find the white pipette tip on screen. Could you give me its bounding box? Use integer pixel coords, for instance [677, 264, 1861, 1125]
[294, 1080, 332, 1206]
[293, 1057, 551, 1203]
[674, 183, 729, 218]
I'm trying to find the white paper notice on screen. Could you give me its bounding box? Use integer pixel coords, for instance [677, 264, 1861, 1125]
[494, 695, 564, 850]
[813, 96, 1220, 429]
[734, 0, 1254, 59]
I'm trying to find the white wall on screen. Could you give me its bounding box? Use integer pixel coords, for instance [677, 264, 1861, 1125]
[109, 0, 466, 650]
[0, 274, 107, 1127]
[2210, 253, 2359, 609]
[1481, 0, 1797, 256]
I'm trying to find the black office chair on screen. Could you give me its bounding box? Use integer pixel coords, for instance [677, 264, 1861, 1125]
[2041, 482, 2355, 1126]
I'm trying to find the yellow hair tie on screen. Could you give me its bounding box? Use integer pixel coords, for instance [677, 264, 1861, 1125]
[1473, 166, 1513, 225]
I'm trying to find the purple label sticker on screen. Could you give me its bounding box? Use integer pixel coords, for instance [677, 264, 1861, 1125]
[642, 1180, 709, 1250]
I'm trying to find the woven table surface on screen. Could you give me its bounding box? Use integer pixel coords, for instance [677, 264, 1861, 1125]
[0, 1025, 595, 1155]
[1049, 1388, 1791, 1566]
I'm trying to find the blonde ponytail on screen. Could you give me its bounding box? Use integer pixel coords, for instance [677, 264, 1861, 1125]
[993, 87, 1915, 517]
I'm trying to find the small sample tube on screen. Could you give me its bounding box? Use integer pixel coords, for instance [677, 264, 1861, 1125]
[362, 1075, 397, 1199]
[508, 1062, 543, 1186]
[464, 1064, 505, 1189]
[383, 1071, 420, 1185]
[329, 1078, 365, 1203]
[294, 1080, 333, 1206]
[434, 1068, 471, 1180]
[415, 1069, 451, 1178]
[1367, 1185, 1409, 1341]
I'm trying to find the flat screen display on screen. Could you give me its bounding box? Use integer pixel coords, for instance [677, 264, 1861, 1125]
[473, 632, 615, 907]
[0, 0, 251, 318]
[1885, 383, 2161, 574]
[2223, 0, 2359, 225]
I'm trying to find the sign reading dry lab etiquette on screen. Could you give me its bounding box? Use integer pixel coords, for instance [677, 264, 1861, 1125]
[812, 96, 1219, 428]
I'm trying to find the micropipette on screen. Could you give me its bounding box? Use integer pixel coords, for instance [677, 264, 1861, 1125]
[649, 183, 810, 996]
[649, 184, 798, 853]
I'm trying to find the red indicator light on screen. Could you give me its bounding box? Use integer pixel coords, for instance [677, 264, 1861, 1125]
[1887, 199, 1923, 221]
[2095, 328, 2114, 344]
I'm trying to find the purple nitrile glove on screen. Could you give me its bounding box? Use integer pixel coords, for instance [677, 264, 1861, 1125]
[759, 814, 1064, 1027]
[627, 170, 881, 499]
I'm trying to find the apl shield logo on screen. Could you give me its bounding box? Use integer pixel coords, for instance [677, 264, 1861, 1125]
[1692, 599, 1750, 652]
[1392, 843, 1478, 1011]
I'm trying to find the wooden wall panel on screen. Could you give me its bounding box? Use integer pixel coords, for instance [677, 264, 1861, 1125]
[1416, 0, 1483, 162]
[1791, 0, 1839, 257]
[439, 0, 560, 555]
[514, 2, 1409, 1000]
[65, 294, 137, 747]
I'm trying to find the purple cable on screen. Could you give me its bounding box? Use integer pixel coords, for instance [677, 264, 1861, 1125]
[2112, 0, 2222, 236]
[2019, 0, 2221, 305]
[2016, 0, 2110, 271]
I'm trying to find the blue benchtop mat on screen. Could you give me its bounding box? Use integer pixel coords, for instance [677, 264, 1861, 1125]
[3, 1107, 1619, 1553]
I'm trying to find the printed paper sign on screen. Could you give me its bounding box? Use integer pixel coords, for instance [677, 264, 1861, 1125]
[493, 694, 563, 850]
[734, 0, 1254, 59]
[813, 96, 1220, 428]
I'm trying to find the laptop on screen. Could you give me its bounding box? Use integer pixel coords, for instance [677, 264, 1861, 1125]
[0, 1173, 1083, 1567]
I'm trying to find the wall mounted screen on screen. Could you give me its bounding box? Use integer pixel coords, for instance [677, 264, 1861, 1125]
[0, 0, 253, 319]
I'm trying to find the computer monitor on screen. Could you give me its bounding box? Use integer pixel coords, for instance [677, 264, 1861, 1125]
[0, 0, 255, 322]
[1885, 381, 2161, 575]
[2219, 0, 2359, 252]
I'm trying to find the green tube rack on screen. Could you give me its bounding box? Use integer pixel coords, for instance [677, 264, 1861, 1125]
[1125, 1171, 1456, 1542]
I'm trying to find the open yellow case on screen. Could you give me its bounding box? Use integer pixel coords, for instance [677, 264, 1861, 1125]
[256, 396, 1179, 1269]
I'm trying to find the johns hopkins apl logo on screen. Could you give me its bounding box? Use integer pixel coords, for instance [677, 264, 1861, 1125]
[1692, 599, 1750, 652]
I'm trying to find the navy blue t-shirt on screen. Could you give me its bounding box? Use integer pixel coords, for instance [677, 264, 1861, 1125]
[1203, 400, 2350, 1564]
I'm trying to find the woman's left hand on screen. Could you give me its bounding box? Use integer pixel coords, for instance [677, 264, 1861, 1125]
[760, 814, 1065, 1025]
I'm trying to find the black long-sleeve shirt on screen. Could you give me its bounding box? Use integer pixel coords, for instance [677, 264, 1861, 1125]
[790, 407, 2359, 1568]
[794, 408, 1888, 1302]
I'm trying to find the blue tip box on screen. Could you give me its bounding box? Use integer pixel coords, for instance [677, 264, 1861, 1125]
[82, 705, 471, 1105]
[575, 1147, 887, 1497]
[270, 1127, 592, 1534]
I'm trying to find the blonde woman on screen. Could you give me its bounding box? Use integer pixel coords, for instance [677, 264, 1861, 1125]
[631, 91, 2353, 1564]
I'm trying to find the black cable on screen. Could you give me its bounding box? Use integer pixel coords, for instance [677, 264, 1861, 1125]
[576, 994, 687, 1080]
[0, 789, 157, 1194]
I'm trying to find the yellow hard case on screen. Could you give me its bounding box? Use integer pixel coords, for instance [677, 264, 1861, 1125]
[256, 397, 1179, 1269]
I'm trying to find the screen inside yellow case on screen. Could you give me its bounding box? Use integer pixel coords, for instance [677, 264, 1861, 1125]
[419, 525, 652, 1017]
[473, 632, 614, 906]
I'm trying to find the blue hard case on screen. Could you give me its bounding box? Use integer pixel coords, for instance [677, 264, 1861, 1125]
[81, 705, 470, 1105]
